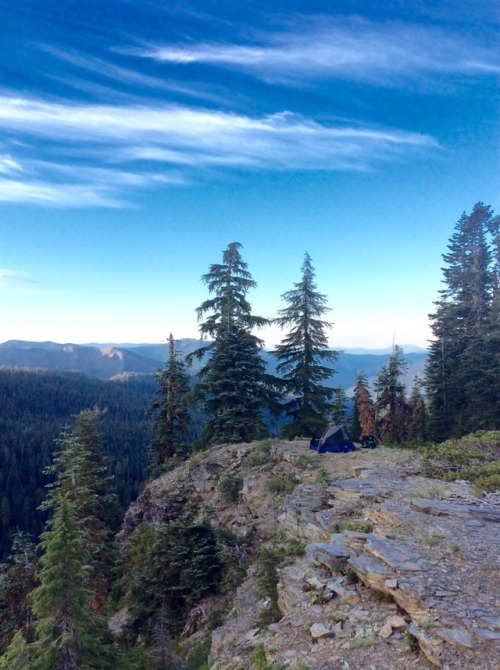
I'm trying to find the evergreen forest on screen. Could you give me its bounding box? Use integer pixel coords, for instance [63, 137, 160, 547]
[0, 203, 499, 669]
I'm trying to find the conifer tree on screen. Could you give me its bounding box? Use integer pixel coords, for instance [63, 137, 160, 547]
[375, 346, 409, 444]
[189, 243, 278, 445]
[149, 333, 191, 473]
[30, 495, 118, 670]
[351, 372, 377, 441]
[0, 532, 38, 654]
[43, 411, 121, 610]
[426, 203, 500, 439]
[273, 253, 337, 438]
[408, 377, 428, 442]
[331, 387, 348, 425]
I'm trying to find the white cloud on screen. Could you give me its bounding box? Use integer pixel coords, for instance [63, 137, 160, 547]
[137, 18, 499, 84]
[0, 95, 437, 206]
[0, 96, 436, 164]
[0, 178, 122, 207]
[0, 154, 22, 174]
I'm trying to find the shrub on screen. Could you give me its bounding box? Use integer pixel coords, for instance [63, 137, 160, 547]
[252, 643, 285, 670]
[315, 467, 332, 487]
[266, 475, 297, 495]
[218, 473, 243, 502]
[245, 441, 276, 467]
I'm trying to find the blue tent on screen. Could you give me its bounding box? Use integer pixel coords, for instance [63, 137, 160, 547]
[310, 424, 356, 453]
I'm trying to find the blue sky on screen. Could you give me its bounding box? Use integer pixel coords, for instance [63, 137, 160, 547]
[0, 0, 498, 349]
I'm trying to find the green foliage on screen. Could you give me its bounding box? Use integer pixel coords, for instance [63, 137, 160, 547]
[344, 568, 359, 584]
[273, 253, 337, 439]
[314, 467, 332, 487]
[255, 546, 285, 626]
[349, 633, 375, 649]
[331, 386, 348, 425]
[31, 495, 119, 669]
[420, 431, 500, 493]
[426, 203, 500, 440]
[375, 345, 410, 444]
[265, 475, 297, 496]
[252, 642, 285, 670]
[206, 598, 232, 630]
[332, 520, 374, 533]
[406, 630, 420, 652]
[0, 630, 33, 670]
[185, 636, 211, 670]
[244, 440, 276, 467]
[0, 532, 38, 654]
[294, 452, 318, 469]
[149, 333, 192, 475]
[42, 411, 121, 609]
[254, 537, 304, 628]
[121, 511, 223, 643]
[218, 473, 243, 502]
[0, 368, 153, 558]
[188, 243, 280, 446]
[372, 589, 395, 603]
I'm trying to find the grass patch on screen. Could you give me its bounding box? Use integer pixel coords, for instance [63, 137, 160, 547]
[332, 520, 374, 534]
[349, 633, 375, 649]
[422, 531, 445, 546]
[295, 453, 319, 469]
[244, 440, 277, 468]
[315, 467, 332, 487]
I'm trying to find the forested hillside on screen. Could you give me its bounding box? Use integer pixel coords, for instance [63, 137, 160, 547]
[0, 368, 154, 558]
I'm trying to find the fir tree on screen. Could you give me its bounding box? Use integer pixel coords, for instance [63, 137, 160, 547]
[408, 376, 428, 442]
[351, 372, 377, 441]
[31, 495, 118, 670]
[0, 532, 38, 653]
[121, 512, 222, 645]
[426, 203, 500, 439]
[273, 253, 337, 438]
[188, 242, 278, 445]
[331, 387, 348, 425]
[375, 346, 409, 444]
[149, 333, 191, 473]
[42, 411, 121, 610]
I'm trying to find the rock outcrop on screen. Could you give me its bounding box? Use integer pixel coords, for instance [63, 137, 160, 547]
[120, 441, 500, 670]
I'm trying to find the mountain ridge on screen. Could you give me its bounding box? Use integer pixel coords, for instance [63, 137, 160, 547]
[0, 340, 428, 390]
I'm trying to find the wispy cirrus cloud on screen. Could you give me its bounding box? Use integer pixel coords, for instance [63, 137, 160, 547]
[0, 94, 438, 206]
[0, 154, 22, 174]
[134, 17, 499, 85]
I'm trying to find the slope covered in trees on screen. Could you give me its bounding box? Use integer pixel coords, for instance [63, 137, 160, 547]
[0, 368, 153, 559]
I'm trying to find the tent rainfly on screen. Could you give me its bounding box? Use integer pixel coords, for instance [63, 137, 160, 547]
[310, 424, 356, 453]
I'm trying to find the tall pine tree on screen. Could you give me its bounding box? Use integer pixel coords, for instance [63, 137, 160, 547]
[426, 203, 499, 439]
[149, 333, 191, 474]
[188, 243, 278, 446]
[273, 253, 337, 438]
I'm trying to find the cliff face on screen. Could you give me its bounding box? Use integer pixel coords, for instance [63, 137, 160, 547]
[121, 441, 500, 670]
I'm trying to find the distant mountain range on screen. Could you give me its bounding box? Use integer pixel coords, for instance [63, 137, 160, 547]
[0, 340, 428, 391]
